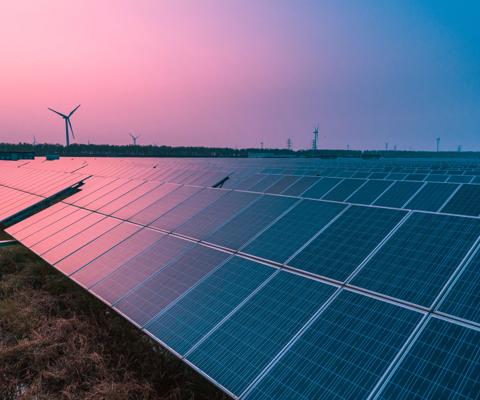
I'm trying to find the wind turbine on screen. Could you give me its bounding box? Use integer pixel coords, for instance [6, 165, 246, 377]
[48, 105, 81, 146]
[129, 133, 141, 145]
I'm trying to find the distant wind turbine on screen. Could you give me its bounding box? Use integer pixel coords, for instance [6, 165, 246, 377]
[48, 105, 81, 147]
[129, 133, 141, 145]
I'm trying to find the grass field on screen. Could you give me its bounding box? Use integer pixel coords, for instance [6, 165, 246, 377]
[0, 240, 228, 400]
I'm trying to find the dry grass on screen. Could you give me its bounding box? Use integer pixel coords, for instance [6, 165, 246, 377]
[0, 244, 229, 400]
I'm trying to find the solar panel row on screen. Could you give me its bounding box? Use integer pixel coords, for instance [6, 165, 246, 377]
[2, 157, 480, 399]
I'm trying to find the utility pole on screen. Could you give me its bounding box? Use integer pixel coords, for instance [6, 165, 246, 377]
[287, 138, 292, 150]
[436, 137, 440, 152]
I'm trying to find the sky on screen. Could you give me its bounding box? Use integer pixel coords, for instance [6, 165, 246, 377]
[0, 0, 479, 150]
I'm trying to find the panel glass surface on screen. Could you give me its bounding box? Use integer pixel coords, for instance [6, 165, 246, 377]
[404, 182, 458, 212]
[145, 257, 275, 355]
[290, 206, 406, 281]
[346, 179, 392, 204]
[114, 245, 230, 326]
[187, 271, 336, 396]
[352, 213, 480, 307]
[242, 200, 346, 263]
[374, 181, 424, 208]
[281, 176, 319, 196]
[378, 318, 480, 400]
[246, 290, 422, 400]
[322, 178, 365, 201]
[441, 184, 480, 216]
[90, 235, 194, 303]
[301, 178, 343, 199]
[205, 195, 297, 250]
[175, 191, 258, 239]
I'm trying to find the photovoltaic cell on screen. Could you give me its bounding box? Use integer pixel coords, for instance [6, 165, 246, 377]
[322, 178, 365, 201]
[439, 249, 480, 324]
[404, 182, 458, 212]
[150, 188, 227, 232]
[242, 200, 346, 263]
[374, 181, 424, 208]
[302, 178, 342, 199]
[70, 228, 164, 289]
[145, 257, 275, 355]
[205, 195, 297, 250]
[114, 245, 230, 326]
[441, 184, 480, 216]
[378, 318, 480, 399]
[54, 222, 142, 276]
[281, 176, 319, 196]
[346, 179, 393, 204]
[175, 191, 258, 239]
[289, 206, 406, 281]
[248, 175, 283, 192]
[129, 185, 201, 225]
[352, 212, 480, 307]
[89, 235, 194, 304]
[246, 291, 422, 400]
[264, 175, 299, 194]
[187, 271, 336, 396]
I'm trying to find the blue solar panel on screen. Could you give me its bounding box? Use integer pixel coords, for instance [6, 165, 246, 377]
[374, 181, 424, 208]
[114, 245, 230, 326]
[242, 200, 346, 263]
[302, 178, 343, 199]
[377, 317, 480, 399]
[321, 178, 365, 201]
[441, 184, 480, 216]
[438, 249, 480, 324]
[186, 271, 336, 396]
[289, 206, 406, 281]
[145, 257, 275, 355]
[346, 179, 393, 204]
[404, 182, 458, 212]
[281, 176, 319, 196]
[245, 290, 422, 400]
[352, 213, 480, 307]
[205, 195, 297, 250]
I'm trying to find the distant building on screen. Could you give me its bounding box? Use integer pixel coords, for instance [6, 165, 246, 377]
[0, 151, 35, 161]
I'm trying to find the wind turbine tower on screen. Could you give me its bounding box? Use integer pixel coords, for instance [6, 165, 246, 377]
[436, 137, 440, 152]
[312, 125, 319, 151]
[287, 138, 292, 150]
[48, 105, 81, 147]
[129, 133, 141, 145]
[385, 142, 389, 151]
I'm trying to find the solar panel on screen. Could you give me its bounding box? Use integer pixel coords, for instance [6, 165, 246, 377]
[374, 181, 424, 208]
[438, 248, 480, 324]
[302, 177, 343, 199]
[289, 206, 406, 281]
[346, 179, 393, 204]
[145, 257, 275, 355]
[404, 182, 459, 212]
[4, 156, 480, 400]
[204, 195, 297, 250]
[440, 184, 480, 216]
[114, 245, 231, 326]
[322, 178, 366, 201]
[377, 317, 480, 399]
[351, 212, 480, 307]
[242, 200, 346, 263]
[244, 290, 422, 400]
[186, 271, 336, 396]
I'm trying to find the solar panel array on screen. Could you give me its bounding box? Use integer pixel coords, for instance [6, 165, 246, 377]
[2, 156, 480, 399]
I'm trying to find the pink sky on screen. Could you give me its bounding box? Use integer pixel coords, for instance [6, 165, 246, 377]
[1, 1, 479, 150]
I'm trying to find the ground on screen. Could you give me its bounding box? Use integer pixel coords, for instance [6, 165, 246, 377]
[0, 239, 228, 400]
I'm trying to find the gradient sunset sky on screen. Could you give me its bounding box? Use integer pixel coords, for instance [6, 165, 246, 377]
[1, 0, 479, 150]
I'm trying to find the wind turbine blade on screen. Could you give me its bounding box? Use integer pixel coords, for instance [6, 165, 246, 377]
[68, 104, 81, 117]
[48, 108, 67, 118]
[68, 119, 75, 139]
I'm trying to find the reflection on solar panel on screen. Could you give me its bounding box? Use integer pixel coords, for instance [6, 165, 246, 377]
[377, 317, 480, 399]
[351, 213, 480, 306]
[3, 156, 480, 400]
[289, 206, 406, 281]
[245, 291, 422, 400]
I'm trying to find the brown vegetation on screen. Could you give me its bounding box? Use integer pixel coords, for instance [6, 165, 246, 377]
[0, 244, 229, 400]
